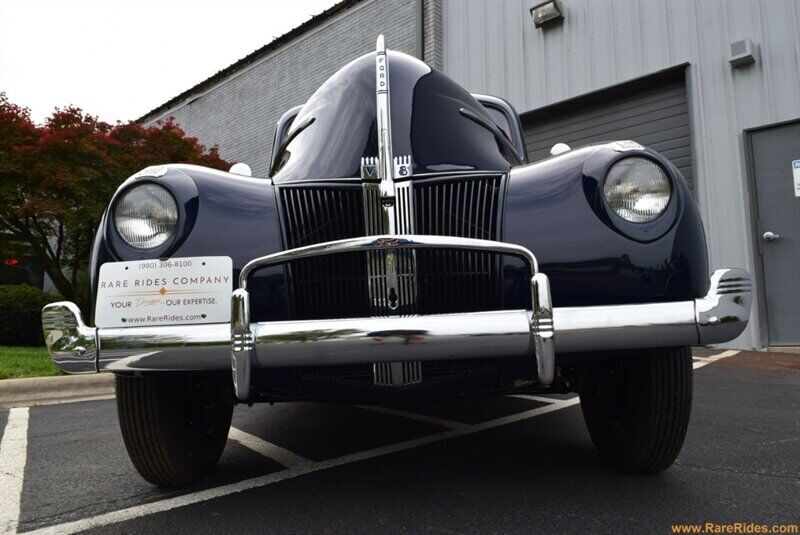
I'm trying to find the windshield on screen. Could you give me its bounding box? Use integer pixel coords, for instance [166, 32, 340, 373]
[272, 51, 516, 183]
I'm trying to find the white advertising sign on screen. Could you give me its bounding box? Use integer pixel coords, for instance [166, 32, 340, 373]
[793, 160, 800, 197]
[95, 256, 233, 328]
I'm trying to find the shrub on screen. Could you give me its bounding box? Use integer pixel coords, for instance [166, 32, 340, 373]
[0, 284, 58, 346]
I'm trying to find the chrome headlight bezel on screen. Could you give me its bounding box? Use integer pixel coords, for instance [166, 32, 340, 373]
[602, 157, 672, 224]
[105, 167, 201, 262]
[112, 182, 180, 251]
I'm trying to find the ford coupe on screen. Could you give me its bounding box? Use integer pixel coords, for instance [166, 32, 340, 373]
[42, 36, 752, 485]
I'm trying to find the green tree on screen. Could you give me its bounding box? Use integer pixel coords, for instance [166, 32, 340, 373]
[0, 93, 229, 312]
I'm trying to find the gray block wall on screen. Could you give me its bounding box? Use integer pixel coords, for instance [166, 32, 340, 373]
[422, 0, 442, 71]
[142, 0, 421, 178]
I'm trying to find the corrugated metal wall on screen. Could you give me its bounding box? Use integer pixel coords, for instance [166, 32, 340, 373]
[522, 68, 694, 189]
[442, 0, 800, 348]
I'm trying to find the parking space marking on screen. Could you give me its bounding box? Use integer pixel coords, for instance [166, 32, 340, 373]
[228, 427, 312, 469]
[1, 407, 29, 535]
[510, 394, 562, 404]
[355, 405, 471, 430]
[27, 397, 579, 535]
[18, 350, 746, 534]
[693, 350, 740, 369]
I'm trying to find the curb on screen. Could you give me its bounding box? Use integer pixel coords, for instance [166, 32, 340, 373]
[0, 374, 115, 408]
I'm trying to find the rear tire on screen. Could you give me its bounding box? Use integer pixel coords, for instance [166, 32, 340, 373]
[579, 347, 692, 474]
[116, 373, 233, 486]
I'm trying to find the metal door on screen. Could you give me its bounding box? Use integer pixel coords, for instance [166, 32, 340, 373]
[749, 120, 800, 345]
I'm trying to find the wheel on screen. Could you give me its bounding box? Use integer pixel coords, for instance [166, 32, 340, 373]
[116, 373, 234, 486]
[579, 346, 692, 474]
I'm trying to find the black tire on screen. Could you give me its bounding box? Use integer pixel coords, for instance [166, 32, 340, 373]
[579, 347, 692, 474]
[116, 373, 234, 486]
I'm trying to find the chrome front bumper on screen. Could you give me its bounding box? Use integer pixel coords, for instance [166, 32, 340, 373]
[42, 236, 752, 400]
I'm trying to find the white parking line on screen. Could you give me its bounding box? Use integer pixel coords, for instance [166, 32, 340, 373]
[0, 407, 29, 535]
[228, 427, 312, 469]
[693, 350, 740, 369]
[20, 349, 741, 534]
[510, 394, 563, 404]
[356, 405, 470, 430]
[26, 397, 579, 535]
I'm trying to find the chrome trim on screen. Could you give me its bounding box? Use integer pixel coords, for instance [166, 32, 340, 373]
[373, 361, 422, 386]
[394, 181, 415, 234]
[43, 269, 751, 390]
[363, 182, 387, 234]
[695, 268, 752, 345]
[42, 302, 98, 374]
[392, 182, 417, 312]
[250, 310, 533, 367]
[609, 140, 645, 152]
[761, 231, 780, 242]
[235, 234, 544, 399]
[364, 36, 420, 317]
[553, 301, 698, 353]
[97, 324, 230, 372]
[231, 289, 255, 400]
[363, 181, 417, 314]
[531, 273, 555, 384]
[470, 93, 528, 164]
[375, 34, 395, 206]
[394, 155, 413, 178]
[374, 362, 391, 385]
[239, 235, 539, 289]
[271, 105, 302, 171]
[86, 311, 530, 372]
[131, 165, 168, 180]
[363, 183, 389, 313]
[553, 268, 752, 353]
[360, 157, 378, 181]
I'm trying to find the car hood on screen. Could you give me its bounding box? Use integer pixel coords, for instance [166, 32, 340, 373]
[271, 50, 514, 183]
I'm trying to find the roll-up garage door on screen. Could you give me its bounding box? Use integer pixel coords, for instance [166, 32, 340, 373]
[521, 67, 694, 191]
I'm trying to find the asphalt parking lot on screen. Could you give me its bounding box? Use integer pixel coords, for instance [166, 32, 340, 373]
[1, 349, 798, 534]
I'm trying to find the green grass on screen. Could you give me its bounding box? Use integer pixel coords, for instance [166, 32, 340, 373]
[0, 346, 61, 379]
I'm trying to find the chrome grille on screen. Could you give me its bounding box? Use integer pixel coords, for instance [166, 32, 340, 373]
[373, 361, 422, 386]
[392, 182, 417, 315]
[271, 174, 506, 322]
[301, 359, 492, 387]
[415, 175, 501, 239]
[279, 185, 369, 320]
[414, 175, 504, 314]
[280, 185, 364, 247]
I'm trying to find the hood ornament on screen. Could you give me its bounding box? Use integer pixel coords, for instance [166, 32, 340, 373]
[375, 34, 396, 206]
[361, 36, 417, 317]
[363, 36, 414, 208]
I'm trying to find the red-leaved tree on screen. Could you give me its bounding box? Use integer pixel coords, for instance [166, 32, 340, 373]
[0, 93, 230, 311]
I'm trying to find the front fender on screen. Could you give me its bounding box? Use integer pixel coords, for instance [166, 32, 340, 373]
[503, 143, 709, 307]
[89, 164, 282, 323]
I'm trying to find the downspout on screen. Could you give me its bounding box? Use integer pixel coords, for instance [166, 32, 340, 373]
[416, 0, 424, 61]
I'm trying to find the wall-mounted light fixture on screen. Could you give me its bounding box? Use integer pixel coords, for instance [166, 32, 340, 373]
[530, 0, 564, 28]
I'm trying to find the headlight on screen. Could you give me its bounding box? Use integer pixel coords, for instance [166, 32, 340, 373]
[603, 158, 671, 223]
[114, 183, 178, 249]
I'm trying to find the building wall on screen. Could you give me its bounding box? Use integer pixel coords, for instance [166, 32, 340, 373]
[143, 0, 421, 177]
[422, 0, 443, 71]
[442, 0, 800, 349]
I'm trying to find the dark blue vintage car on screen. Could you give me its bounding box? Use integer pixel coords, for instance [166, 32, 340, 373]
[43, 36, 751, 485]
